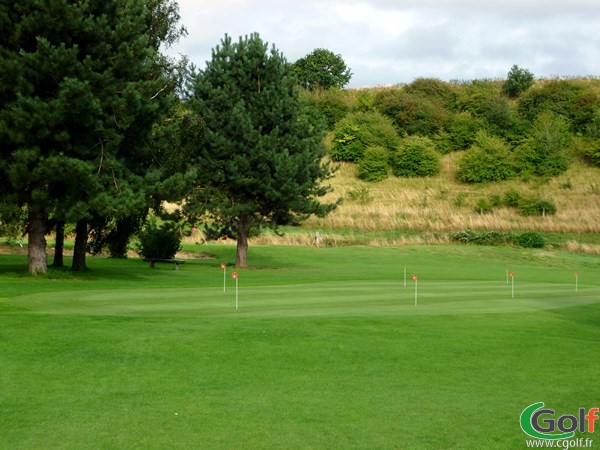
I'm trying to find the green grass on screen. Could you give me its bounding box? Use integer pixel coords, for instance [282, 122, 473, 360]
[1, 245, 599, 449]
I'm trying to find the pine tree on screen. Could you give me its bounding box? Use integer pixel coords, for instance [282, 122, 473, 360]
[188, 34, 339, 268]
[0, 0, 186, 273]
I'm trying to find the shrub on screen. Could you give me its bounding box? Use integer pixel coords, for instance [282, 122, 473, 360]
[516, 231, 545, 248]
[450, 230, 513, 246]
[474, 198, 493, 214]
[136, 221, 182, 260]
[456, 131, 516, 183]
[330, 111, 401, 162]
[390, 136, 440, 177]
[374, 89, 450, 137]
[514, 111, 571, 177]
[503, 189, 522, 207]
[347, 186, 371, 203]
[443, 111, 484, 151]
[517, 197, 557, 216]
[357, 146, 390, 182]
[301, 89, 351, 130]
[404, 77, 458, 110]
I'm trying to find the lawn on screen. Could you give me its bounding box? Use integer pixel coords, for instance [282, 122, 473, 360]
[1, 244, 599, 449]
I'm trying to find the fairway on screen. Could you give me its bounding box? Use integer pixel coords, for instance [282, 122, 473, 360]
[1, 244, 599, 449]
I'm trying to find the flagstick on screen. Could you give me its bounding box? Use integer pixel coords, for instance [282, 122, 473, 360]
[404, 267, 407, 288]
[511, 275, 514, 299]
[414, 278, 418, 306]
[235, 277, 239, 311]
[223, 268, 226, 293]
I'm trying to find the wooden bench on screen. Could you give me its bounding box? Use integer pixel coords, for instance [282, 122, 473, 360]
[144, 258, 186, 270]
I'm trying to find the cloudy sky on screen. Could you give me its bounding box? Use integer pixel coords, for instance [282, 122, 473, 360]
[165, 0, 600, 88]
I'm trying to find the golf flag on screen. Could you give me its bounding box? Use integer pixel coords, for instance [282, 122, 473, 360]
[221, 263, 227, 293]
[412, 274, 418, 280]
[232, 272, 238, 279]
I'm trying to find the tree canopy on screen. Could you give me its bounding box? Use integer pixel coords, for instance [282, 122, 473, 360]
[0, 0, 187, 273]
[187, 33, 339, 267]
[292, 48, 352, 91]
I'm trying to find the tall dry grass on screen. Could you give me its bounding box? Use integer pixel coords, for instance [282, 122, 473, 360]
[303, 156, 600, 234]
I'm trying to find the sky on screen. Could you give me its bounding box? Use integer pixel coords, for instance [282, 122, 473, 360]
[165, 0, 600, 88]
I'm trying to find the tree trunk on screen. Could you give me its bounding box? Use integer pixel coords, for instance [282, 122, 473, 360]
[52, 221, 65, 268]
[72, 220, 88, 272]
[235, 215, 252, 268]
[27, 205, 48, 274]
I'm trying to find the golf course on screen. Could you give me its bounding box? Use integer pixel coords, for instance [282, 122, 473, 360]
[1, 244, 599, 449]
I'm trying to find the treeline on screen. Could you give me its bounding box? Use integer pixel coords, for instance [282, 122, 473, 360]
[302, 71, 600, 183]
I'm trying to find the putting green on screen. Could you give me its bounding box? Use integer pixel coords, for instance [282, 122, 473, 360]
[7, 280, 599, 317]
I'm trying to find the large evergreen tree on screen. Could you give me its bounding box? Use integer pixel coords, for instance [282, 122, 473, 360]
[0, 0, 186, 273]
[188, 33, 338, 268]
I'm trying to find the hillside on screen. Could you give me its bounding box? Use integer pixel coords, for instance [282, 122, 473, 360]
[239, 77, 600, 251]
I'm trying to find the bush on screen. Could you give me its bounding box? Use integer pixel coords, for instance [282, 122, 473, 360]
[503, 189, 522, 207]
[404, 77, 458, 110]
[517, 197, 557, 216]
[374, 89, 450, 137]
[474, 198, 494, 214]
[515, 111, 571, 177]
[136, 221, 182, 260]
[330, 111, 401, 162]
[442, 111, 484, 152]
[301, 89, 351, 130]
[450, 230, 513, 246]
[516, 231, 545, 248]
[390, 136, 440, 177]
[347, 186, 371, 203]
[456, 131, 516, 183]
[357, 146, 390, 182]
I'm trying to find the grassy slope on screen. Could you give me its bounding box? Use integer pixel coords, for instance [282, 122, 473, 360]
[232, 154, 600, 250]
[1, 245, 599, 449]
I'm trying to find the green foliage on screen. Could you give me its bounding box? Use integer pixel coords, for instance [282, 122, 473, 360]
[516, 231, 545, 248]
[502, 189, 557, 217]
[404, 78, 458, 110]
[517, 80, 599, 133]
[374, 89, 450, 137]
[474, 198, 494, 214]
[300, 89, 351, 130]
[0, 0, 187, 273]
[456, 131, 516, 183]
[515, 111, 571, 177]
[517, 197, 557, 216]
[330, 111, 401, 162]
[438, 111, 484, 152]
[502, 65, 535, 98]
[449, 229, 513, 246]
[357, 147, 390, 182]
[292, 48, 352, 91]
[390, 136, 440, 178]
[503, 189, 522, 207]
[188, 33, 339, 266]
[353, 90, 376, 112]
[135, 221, 182, 260]
[347, 186, 372, 203]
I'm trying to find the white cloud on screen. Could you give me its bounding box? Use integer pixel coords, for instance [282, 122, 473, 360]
[167, 0, 600, 87]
